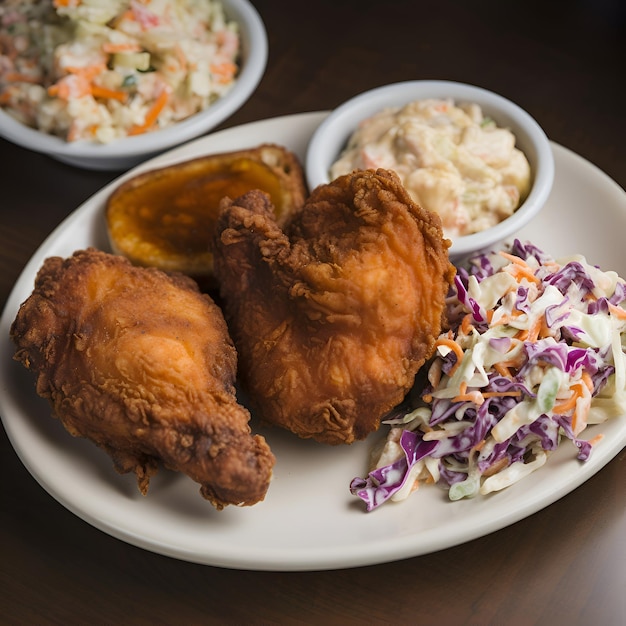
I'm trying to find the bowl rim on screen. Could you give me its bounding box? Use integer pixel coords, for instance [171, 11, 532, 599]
[0, 0, 267, 164]
[305, 80, 555, 258]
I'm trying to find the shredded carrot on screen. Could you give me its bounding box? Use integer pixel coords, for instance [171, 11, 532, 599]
[492, 309, 524, 327]
[452, 381, 485, 405]
[468, 439, 486, 459]
[500, 251, 540, 284]
[460, 313, 474, 336]
[482, 390, 522, 399]
[571, 399, 590, 435]
[586, 433, 604, 447]
[553, 393, 578, 415]
[434, 337, 465, 375]
[128, 89, 169, 135]
[493, 357, 524, 375]
[493, 362, 512, 378]
[510, 264, 540, 284]
[516, 316, 543, 342]
[90, 84, 128, 102]
[453, 381, 468, 399]
[553, 382, 584, 414]
[482, 457, 510, 477]
[609, 303, 626, 320]
[499, 251, 527, 265]
[567, 373, 595, 434]
[472, 439, 486, 453]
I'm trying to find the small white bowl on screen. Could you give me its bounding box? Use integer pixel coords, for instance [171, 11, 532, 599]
[306, 80, 555, 261]
[0, 0, 267, 171]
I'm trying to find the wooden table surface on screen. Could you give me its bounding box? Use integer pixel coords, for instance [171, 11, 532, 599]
[1, 1, 624, 624]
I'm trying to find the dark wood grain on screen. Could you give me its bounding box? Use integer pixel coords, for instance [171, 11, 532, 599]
[1, 1, 624, 623]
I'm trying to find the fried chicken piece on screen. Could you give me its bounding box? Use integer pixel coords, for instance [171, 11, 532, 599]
[10, 248, 274, 509]
[211, 168, 455, 445]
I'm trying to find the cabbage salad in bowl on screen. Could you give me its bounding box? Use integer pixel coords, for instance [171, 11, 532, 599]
[351, 240, 626, 511]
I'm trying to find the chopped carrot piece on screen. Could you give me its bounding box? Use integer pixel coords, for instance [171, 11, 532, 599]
[128, 89, 170, 135]
[90, 85, 128, 102]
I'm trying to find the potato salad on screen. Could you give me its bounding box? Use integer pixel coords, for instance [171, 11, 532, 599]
[330, 99, 532, 237]
[0, 0, 240, 143]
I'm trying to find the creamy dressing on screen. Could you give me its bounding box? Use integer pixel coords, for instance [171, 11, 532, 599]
[330, 99, 532, 237]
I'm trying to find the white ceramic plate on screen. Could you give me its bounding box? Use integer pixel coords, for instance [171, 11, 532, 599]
[1, 112, 625, 572]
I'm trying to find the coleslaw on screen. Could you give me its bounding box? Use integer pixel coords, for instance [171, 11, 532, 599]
[351, 240, 626, 511]
[0, 0, 240, 143]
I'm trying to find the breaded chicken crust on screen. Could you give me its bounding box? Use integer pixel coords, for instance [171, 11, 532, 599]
[10, 248, 275, 509]
[211, 168, 456, 444]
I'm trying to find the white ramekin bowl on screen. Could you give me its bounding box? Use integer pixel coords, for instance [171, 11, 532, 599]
[306, 80, 555, 261]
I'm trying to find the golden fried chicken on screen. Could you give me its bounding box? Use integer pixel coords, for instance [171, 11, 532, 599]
[10, 248, 274, 509]
[211, 168, 455, 445]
